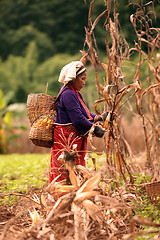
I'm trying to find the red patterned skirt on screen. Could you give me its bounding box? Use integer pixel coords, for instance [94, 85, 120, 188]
[49, 125, 87, 183]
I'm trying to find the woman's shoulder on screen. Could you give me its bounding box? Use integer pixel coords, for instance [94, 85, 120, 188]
[62, 87, 77, 97]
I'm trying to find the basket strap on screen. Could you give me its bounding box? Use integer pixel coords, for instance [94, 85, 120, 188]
[50, 85, 68, 110]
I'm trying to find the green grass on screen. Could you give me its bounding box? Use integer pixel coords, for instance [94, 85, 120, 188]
[0, 152, 105, 205]
[0, 153, 50, 205]
[0, 152, 102, 205]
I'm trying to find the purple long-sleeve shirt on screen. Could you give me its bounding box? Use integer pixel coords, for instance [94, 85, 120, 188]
[55, 87, 96, 135]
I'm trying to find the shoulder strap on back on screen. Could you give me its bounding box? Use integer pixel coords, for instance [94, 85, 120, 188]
[50, 85, 68, 110]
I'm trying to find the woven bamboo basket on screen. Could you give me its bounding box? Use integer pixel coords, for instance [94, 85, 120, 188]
[29, 114, 55, 148]
[26, 93, 56, 148]
[144, 181, 160, 202]
[26, 93, 56, 124]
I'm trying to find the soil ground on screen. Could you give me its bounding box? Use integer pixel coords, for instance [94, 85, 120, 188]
[0, 192, 42, 240]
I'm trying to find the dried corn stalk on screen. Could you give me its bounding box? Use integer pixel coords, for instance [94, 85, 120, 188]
[83, 0, 160, 180]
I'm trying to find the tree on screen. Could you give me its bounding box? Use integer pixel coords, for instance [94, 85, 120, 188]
[0, 0, 159, 61]
[0, 0, 89, 60]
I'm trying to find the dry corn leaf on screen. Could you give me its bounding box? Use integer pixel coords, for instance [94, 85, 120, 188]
[148, 61, 156, 75]
[53, 196, 74, 216]
[131, 215, 160, 228]
[118, 81, 141, 95]
[43, 193, 75, 227]
[69, 171, 78, 187]
[65, 162, 78, 187]
[54, 184, 77, 193]
[142, 83, 160, 96]
[76, 165, 92, 179]
[82, 199, 103, 222]
[135, 88, 143, 114]
[123, 230, 160, 240]
[30, 193, 41, 205]
[107, 221, 118, 232]
[40, 194, 48, 208]
[46, 176, 65, 193]
[29, 208, 43, 225]
[123, 193, 137, 201]
[79, 50, 88, 65]
[37, 227, 52, 238]
[76, 172, 100, 195]
[103, 84, 114, 102]
[47, 181, 77, 194]
[72, 202, 85, 240]
[84, 27, 92, 50]
[130, 14, 136, 28]
[90, 9, 107, 35]
[101, 62, 108, 71]
[97, 83, 105, 95]
[74, 191, 99, 204]
[94, 98, 106, 115]
[115, 152, 124, 173]
[114, 82, 141, 112]
[95, 195, 120, 205]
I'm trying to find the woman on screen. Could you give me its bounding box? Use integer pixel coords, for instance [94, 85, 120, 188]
[49, 61, 106, 184]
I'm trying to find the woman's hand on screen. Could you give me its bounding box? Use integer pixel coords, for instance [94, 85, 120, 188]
[93, 126, 105, 138]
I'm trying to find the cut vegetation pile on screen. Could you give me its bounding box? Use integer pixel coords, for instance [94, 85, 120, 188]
[0, 159, 160, 240]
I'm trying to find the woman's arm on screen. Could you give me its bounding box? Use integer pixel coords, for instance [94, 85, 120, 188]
[62, 91, 93, 135]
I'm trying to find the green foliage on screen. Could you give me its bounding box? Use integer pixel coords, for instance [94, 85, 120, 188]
[8, 25, 55, 62]
[136, 198, 160, 222]
[0, 0, 159, 112]
[0, 90, 6, 109]
[122, 54, 151, 87]
[134, 194, 160, 239]
[0, 0, 159, 61]
[34, 53, 82, 95]
[0, 0, 89, 60]
[0, 153, 49, 205]
[0, 50, 82, 102]
[0, 89, 14, 153]
[0, 89, 27, 153]
[128, 174, 160, 240]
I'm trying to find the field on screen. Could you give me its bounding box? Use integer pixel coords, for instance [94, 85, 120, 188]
[0, 154, 49, 205]
[0, 0, 160, 239]
[0, 153, 160, 240]
[0, 153, 103, 205]
[0, 154, 50, 239]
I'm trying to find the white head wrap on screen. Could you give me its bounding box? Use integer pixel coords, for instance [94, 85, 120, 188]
[58, 61, 86, 85]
